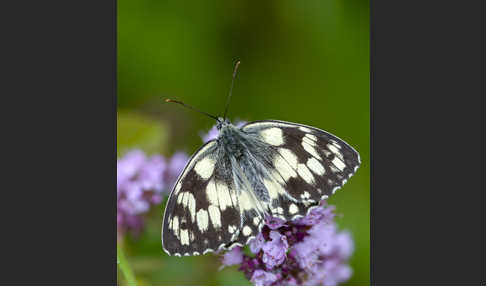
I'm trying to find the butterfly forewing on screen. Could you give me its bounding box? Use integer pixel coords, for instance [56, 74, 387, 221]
[242, 120, 360, 218]
[162, 141, 242, 256]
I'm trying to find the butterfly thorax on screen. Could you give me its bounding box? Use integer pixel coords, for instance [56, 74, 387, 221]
[216, 121, 246, 159]
[215, 121, 275, 207]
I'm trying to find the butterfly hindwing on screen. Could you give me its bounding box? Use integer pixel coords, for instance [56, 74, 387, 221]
[162, 141, 242, 256]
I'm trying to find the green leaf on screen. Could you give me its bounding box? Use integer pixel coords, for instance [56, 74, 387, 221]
[118, 243, 138, 286]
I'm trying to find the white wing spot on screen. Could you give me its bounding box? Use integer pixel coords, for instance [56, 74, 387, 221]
[187, 192, 196, 222]
[271, 170, 285, 185]
[177, 192, 184, 204]
[242, 225, 252, 236]
[275, 151, 298, 181]
[172, 216, 179, 236]
[329, 144, 344, 160]
[206, 179, 219, 206]
[194, 157, 216, 179]
[279, 148, 298, 169]
[306, 157, 325, 175]
[196, 209, 209, 232]
[305, 133, 318, 141]
[331, 140, 342, 149]
[181, 192, 189, 208]
[299, 126, 312, 133]
[208, 205, 222, 228]
[330, 165, 339, 173]
[289, 203, 299, 215]
[238, 191, 254, 211]
[332, 157, 346, 171]
[302, 141, 322, 160]
[260, 127, 285, 146]
[301, 192, 311, 199]
[229, 188, 238, 208]
[180, 229, 189, 245]
[297, 163, 315, 185]
[263, 178, 284, 200]
[327, 144, 341, 156]
[303, 134, 317, 147]
[228, 225, 237, 234]
[216, 182, 232, 211]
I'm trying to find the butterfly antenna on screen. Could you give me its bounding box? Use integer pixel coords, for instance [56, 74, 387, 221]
[223, 60, 241, 121]
[165, 99, 219, 121]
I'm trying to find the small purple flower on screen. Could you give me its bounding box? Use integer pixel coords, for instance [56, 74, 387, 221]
[221, 247, 244, 267]
[251, 269, 279, 286]
[200, 124, 219, 143]
[305, 260, 352, 286]
[262, 231, 289, 269]
[281, 276, 299, 286]
[117, 150, 149, 191]
[334, 231, 354, 259]
[310, 222, 337, 256]
[265, 216, 286, 230]
[294, 203, 335, 226]
[240, 256, 262, 279]
[117, 149, 188, 236]
[249, 232, 266, 254]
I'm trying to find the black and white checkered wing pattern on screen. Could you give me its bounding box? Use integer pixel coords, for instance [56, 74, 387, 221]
[242, 120, 360, 219]
[162, 141, 242, 256]
[162, 119, 360, 256]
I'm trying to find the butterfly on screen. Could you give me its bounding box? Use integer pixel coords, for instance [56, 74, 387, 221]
[161, 62, 360, 257]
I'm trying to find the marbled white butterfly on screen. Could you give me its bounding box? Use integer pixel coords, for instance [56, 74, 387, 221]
[162, 62, 360, 256]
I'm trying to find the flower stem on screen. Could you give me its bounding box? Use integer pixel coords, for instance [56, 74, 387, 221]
[117, 243, 137, 286]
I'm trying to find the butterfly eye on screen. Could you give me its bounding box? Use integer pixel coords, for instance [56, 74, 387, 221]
[216, 121, 223, 130]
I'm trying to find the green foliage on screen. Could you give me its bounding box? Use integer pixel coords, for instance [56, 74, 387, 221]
[118, 243, 138, 286]
[118, 0, 369, 285]
[117, 111, 168, 157]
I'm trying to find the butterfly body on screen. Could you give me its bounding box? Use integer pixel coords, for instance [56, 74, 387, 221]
[162, 119, 360, 257]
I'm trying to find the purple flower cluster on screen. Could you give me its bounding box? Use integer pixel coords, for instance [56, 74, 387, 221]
[221, 202, 354, 286]
[117, 150, 188, 236]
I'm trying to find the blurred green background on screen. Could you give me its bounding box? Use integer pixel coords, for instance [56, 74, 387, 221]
[117, 0, 369, 285]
